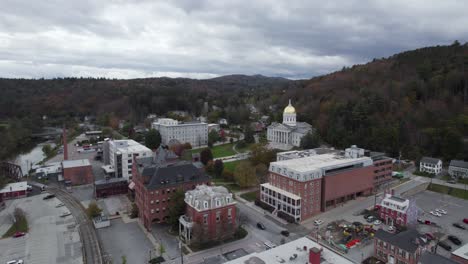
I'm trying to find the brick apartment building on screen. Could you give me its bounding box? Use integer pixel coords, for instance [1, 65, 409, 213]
[62, 159, 94, 185]
[374, 229, 433, 264]
[260, 151, 375, 222]
[378, 190, 419, 227]
[134, 154, 210, 231]
[179, 185, 237, 245]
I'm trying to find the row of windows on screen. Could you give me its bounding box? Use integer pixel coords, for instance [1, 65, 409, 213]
[202, 208, 233, 224]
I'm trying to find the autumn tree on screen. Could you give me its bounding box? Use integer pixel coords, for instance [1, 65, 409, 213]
[213, 160, 224, 178]
[200, 148, 213, 165]
[86, 201, 102, 219]
[234, 161, 256, 188]
[300, 131, 321, 149]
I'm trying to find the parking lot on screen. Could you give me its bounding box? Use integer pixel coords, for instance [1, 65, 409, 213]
[410, 190, 468, 258]
[97, 219, 154, 263]
[0, 194, 83, 264]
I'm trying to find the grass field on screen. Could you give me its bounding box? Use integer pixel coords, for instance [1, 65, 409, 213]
[235, 142, 255, 153]
[223, 160, 241, 173]
[427, 183, 468, 200]
[2, 212, 29, 238]
[191, 143, 236, 158]
[240, 190, 258, 202]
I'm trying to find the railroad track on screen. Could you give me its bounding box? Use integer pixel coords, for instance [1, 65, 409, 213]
[48, 187, 103, 264]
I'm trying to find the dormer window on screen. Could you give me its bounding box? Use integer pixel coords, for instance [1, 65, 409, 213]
[226, 197, 231, 203]
[204, 201, 209, 209]
[216, 199, 221, 207]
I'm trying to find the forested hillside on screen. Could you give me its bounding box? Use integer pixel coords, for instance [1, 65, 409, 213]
[0, 43, 467, 161]
[292, 42, 468, 160]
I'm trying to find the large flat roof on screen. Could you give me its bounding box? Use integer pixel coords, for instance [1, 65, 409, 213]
[452, 243, 468, 260]
[62, 159, 91, 168]
[0, 181, 28, 193]
[270, 153, 372, 173]
[224, 237, 354, 264]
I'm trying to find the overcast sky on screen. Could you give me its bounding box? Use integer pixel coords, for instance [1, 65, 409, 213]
[0, 0, 467, 79]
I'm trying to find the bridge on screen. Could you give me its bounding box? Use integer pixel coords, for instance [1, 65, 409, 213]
[31, 127, 63, 139]
[0, 162, 23, 181]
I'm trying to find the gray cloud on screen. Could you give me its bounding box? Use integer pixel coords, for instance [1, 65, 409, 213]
[0, 0, 467, 79]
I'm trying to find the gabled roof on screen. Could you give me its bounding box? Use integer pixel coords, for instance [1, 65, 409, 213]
[375, 229, 427, 253]
[420, 157, 441, 165]
[450, 160, 468, 169]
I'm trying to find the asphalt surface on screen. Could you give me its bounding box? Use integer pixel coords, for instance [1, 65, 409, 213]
[48, 186, 103, 264]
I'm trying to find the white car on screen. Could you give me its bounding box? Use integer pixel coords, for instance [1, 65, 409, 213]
[430, 211, 441, 217]
[373, 220, 382, 225]
[388, 226, 396, 232]
[314, 220, 324, 226]
[7, 261, 17, 264]
[17, 261, 24, 264]
[435, 209, 447, 215]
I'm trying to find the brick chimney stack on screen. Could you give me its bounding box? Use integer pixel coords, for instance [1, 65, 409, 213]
[63, 126, 68, 161]
[309, 247, 322, 264]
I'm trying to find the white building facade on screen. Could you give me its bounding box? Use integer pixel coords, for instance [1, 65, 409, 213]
[105, 139, 152, 180]
[152, 118, 208, 147]
[267, 100, 313, 150]
[419, 157, 442, 175]
[449, 160, 468, 178]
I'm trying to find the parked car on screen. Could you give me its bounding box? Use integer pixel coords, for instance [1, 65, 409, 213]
[256, 222, 266, 230]
[388, 226, 396, 233]
[453, 223, 466, 230]
[17, 261, 24, 264]
[374, 205, 381, 211]
[366, 216, 375, 223]
[438, 241, 452, 251]
[6, 261, 18, 264]
[280, 230, 290, 237]
[13, 232, 26, 238]
[430, 211, 442, 217]
[43, 194, 55, 200]
[417, 218, 424, 224]
[448, 235, 462, 245]
[447, 179, 457, 184]
[373, 220, 382, 225]
[425, 220, 433, 225]
[463, 218, 468, 224]
[314, 219, 324, 226]
[425, 233, 435, 240]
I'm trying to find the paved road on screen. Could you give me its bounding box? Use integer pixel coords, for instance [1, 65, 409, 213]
[48, 186, 103, 264]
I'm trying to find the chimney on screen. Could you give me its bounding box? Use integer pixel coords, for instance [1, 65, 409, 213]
[309, 247, 322, 264]
[63, 126, 69, 161]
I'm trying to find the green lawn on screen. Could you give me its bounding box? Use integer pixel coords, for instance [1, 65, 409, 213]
[2, 213, 28, 238]
[427, 183, 468, 200]
[191, 143, 236, 158]
[223, 160, 241, 173]
[459, 178, 468, 185]
[240, 190, 258, 202]
[235, 142, 254, 153]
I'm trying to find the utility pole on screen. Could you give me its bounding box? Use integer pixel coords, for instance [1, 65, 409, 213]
[179, 239, 184, 264]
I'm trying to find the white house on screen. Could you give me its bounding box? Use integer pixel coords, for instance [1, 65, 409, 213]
[449, 160, 468, 178]
[419, 157, 442, 175]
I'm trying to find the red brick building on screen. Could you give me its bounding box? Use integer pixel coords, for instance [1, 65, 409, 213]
[95, 178, 129, 198]
[370, 153, 394, 187]
[374, 229, 434, 264]
[62, 159, 94, 185]
[379, 191, 412, 226]
[179, 185, 237, 245]
[261, 153, 375, 222]
[0, 181, 28, 200]
[134, 157, 210, 231]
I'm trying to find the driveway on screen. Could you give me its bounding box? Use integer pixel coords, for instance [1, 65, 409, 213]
[151, 223, 181, 260]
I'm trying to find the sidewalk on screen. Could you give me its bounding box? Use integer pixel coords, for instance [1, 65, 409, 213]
[234, 192, 288, 226]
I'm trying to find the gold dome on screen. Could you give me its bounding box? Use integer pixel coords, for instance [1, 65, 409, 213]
[283, 100, 296, 114]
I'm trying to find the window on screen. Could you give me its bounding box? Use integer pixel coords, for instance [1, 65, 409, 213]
[156, 200, 159, 204]
[228, 208, 232, 219]
[204, 201, 209, 209]
[151, 209, 154, 214]
[216, 199, 221, 207]
[150, 200, 154, 204]
[216, 211, 221, 222]
[203, 214, 208, 224]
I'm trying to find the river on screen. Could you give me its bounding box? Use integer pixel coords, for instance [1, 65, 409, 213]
[10, 141, 56, 176]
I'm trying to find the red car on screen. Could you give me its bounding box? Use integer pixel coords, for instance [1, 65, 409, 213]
[13, 231, 26, 238]
[425, 233, 435, 240]
[463, 218, 468, 224]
